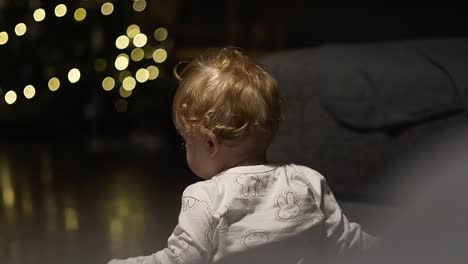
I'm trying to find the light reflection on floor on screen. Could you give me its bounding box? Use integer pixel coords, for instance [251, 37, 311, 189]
[0, 140, 385, 264]
[0, 142, 193, 264]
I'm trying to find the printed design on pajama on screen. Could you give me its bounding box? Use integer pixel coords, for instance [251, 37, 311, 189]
[240, 229, 270, 249]
[181, 196, 210, 212]
[275, 191, 302, 221]
[168, 236, 191, 259]
[235, 174, 260, 198]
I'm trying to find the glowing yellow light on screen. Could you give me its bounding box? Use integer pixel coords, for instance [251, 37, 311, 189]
[119, 86, 132, 98]
[64, 207, 79, 232]
[126, 24, 140, 38]
[48, 77, 61, 92]
[114, 54, 129, 71]
[152, 48, 167, 63]
[102, 77, 115, 91]
[1, 154, 15, 209]
[122, 76, 136, 91]
[115, 99, 128, 112]
[119, 71, 131, 82]
[115, 35, 130, 50]
[136, 68, 149, 83]
[68, 68, 81, 83]
[110, 217, 123, 236]
[74, 8, 87, 22]
[115, 198, 129, 217]
[133, 33, 147, 48]
[153, 27, 168, 42]
[101, 2, 114, 16]
[4, 91, 17, 105]
[0, 31, 8, 45]
[130, 48, 144, 62]
[33, 8, 46, 22]
[23, 85, 36, 99]
[54, 4, 67, 17]
[147, 65, 159, 80]
[3, 188, 14, 208]
[14, 23, 27, 36]
[109, 216, 124, 255]
[94, 59, 107, 72]
[133, 0, 147, 12]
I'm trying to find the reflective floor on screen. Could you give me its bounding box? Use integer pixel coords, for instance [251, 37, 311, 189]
[0, 137, 197, 264]
[0, 138, 386, 264]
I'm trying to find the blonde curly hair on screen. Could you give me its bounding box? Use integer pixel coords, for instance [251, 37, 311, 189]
[172, 47, 283, 145]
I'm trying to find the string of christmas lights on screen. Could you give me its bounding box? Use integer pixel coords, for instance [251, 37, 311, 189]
[0, 0, 170, 114]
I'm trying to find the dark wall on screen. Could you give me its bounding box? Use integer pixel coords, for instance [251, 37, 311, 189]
[173, 6, 468, 50]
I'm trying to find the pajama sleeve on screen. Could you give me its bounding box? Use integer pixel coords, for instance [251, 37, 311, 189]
[318, 176, 379, 259]
[107, 184, 214, 264]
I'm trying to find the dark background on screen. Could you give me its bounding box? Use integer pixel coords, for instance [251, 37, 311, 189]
[2, 5, 467, 139]
[0, 3, 467, 263]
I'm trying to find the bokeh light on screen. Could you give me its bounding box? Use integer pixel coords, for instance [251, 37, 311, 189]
[0, 31, 9, 45]
[152, 48, 167, 63]
[133, 0, 147, 12]
[54, 4, 67, 17]
[147, 66, 159, 80]
[122, 76, 136, 91]
[115, 99, 128, 112]
[23, 85, 36, 99]
[153, 28, 168, 42]
[33, 8, 46, 22]
[4, 91, 17, 105]
[14, 23, 27, 36]
[136, 68, 149, 83]
[68, 68, 81, 83]
[102, 77, 115, 91]
[126, 25, 140, 38]
[115, 35, 130, 50]
[114, 54, 129, 71]
[64, 207, 79, 232]
[133, 33, 147, 48]
[48, 77, 61, 92]
[101, 2, 114, 16]
[74, 8, 87, 22]
[130, 48, 144, 62]
[119, 86, 132, 98]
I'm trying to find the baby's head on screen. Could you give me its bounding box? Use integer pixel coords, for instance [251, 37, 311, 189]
[172, 47, 282, 179]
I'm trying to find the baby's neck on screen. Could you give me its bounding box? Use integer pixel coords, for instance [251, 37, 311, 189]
[221, 152, 268, 171]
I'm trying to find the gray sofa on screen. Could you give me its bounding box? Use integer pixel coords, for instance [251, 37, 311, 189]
[260, 39, 468, 203]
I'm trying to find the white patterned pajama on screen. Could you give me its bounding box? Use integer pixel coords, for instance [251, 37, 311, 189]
[108, 164, 377, 264]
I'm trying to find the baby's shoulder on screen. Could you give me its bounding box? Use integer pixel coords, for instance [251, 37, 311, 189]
[284, 164, 324, 179]
[182, 179, 218, 201]
[282, 164, 325, 189]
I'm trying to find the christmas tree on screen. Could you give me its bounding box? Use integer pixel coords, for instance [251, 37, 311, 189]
[0, 0, 175, 138]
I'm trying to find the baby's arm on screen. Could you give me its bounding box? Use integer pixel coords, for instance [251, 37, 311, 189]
[107, 185, 213, 264]
[318, 176, 378, 258]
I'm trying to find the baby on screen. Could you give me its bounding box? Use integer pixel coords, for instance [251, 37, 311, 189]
[108, 47, 377, 264]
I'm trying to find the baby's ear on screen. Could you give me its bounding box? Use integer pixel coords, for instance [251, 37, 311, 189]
[206, 131, 220, 157]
